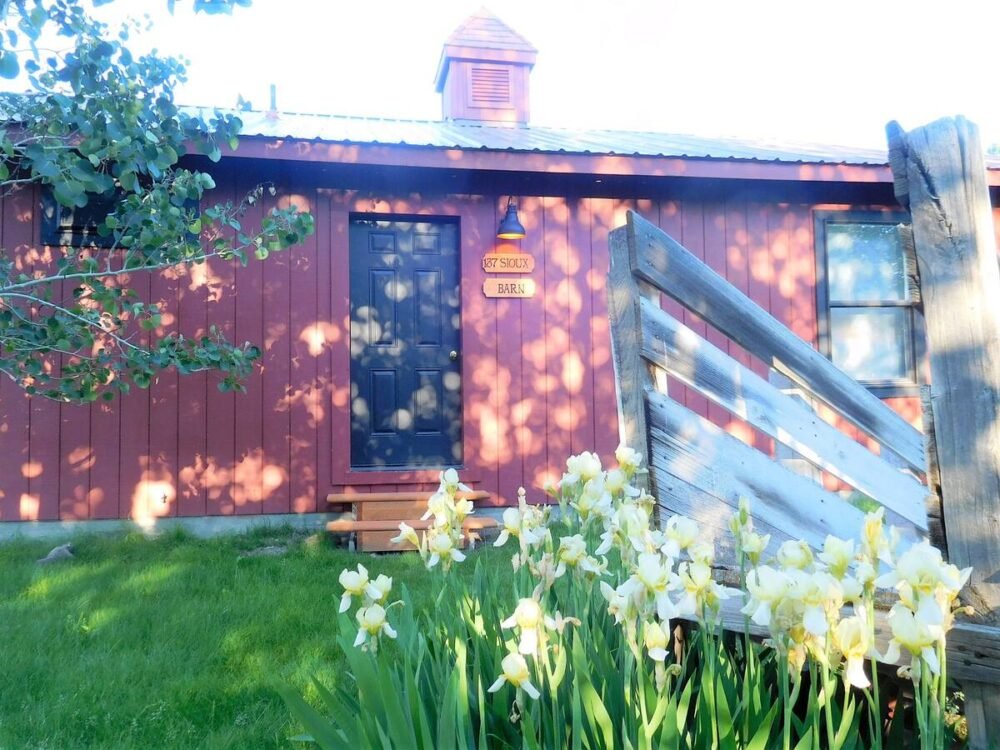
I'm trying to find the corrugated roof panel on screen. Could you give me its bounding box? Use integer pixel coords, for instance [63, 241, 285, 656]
[188, 107, 902, 166]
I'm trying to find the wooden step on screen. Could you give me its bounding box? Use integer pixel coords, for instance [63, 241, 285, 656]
[328, 516, 498, 553]
[326, 517, 498, 533]
[327, 490, 490, 505]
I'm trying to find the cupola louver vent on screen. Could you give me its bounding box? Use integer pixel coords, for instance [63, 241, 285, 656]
[469, 66, 512, 107]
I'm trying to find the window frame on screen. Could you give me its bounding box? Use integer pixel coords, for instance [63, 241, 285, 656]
[814, 209, 925, 398]
[40, 186, 119, 249]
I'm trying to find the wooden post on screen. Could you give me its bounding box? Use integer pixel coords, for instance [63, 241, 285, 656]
[887, 116, 1000, 748]
[607, 225, 663, 495]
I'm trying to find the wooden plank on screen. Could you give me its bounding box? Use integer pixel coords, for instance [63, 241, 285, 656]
[607, 226, 658, 493]
[651, 470, 789, 566]
[149, 264, 179, 518]
[27, 223, 61, 521]
[656, 200, 691, 414]
[119, 269, 151, 523]
[918, 386, 946, 551]
[52, 264, 89, 521]
[0, 191, 31, 520]
[679, 202, 711, 421]
[645, 389, 923, 550]
[494, 197, 524, 505]
[543, 196, 572, 485]
[457, 197, 499, 500]
[327, 517, 498, 533]
[589, 198, 618, 460]
[327, 490, 489, 504]
[288, 183, 320, 514]
[627, 210, 927, 474]
[639, 298, 930, 530]
[203, 168, 238, 515]
[567, 197, 595, 457]
[702, 200, 733, 432]
[744, 202, 775, 455]
[261, 180, 291, 515]
[233, 172, 264, 514]
[88, 390, 120, 520]
[176, 231, 208, 517]
[887, 117, 1000, 748]
[58, 388, 90, 520]
[356, 500, 429, 522]
[518, 196, 549, 492]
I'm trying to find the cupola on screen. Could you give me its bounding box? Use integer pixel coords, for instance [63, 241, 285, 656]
[434, 8, 537, 126]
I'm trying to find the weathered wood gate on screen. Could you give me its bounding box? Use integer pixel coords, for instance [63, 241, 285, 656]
[608, 117, 1000, 749]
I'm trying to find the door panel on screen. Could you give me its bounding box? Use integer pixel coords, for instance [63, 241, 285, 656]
[349, 217, 462, 469]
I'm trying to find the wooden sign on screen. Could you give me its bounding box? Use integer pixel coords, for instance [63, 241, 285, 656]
[482, 252, 535, 273]
[483, 278, 536, 298]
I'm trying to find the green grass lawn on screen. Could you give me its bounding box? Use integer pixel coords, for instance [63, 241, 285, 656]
[0, 526, 502, 749]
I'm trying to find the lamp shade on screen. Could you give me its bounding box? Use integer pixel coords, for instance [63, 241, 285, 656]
[496, 199, 526, 240]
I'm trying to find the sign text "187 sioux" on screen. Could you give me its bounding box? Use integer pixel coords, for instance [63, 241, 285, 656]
[481, 253, 535, 273]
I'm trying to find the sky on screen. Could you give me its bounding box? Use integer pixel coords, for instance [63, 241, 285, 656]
[34, 1, 1000, 149]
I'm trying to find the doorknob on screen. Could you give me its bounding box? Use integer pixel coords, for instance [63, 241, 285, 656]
[449, 350, 459, 361]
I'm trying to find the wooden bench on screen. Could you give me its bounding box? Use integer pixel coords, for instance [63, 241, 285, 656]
[326, 490, 495, 552]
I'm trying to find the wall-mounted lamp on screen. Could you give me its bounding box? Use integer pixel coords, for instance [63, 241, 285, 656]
[496, 197, 527, 240]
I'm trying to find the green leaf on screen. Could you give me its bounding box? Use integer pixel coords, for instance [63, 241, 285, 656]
[0, 50, 19, 79]
[833, 695, 858, 750]
[792, 726, 814, 750]
[571, 680, 583, 750]
[573, 637, 615, 749]
[276, 684, 348, 750]
[746, 700, 779, 750]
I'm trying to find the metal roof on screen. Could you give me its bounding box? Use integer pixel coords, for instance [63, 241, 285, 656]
[199, 107, 895, 167]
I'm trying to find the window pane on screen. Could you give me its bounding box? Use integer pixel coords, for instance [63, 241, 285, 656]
[830, 307, 910, 381]
[827, 223, 907, 303]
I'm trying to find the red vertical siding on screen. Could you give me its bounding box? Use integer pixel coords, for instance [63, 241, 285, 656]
[203, 170, 238, 516]
[1, 172, 934, 521]
[567, 198, 595, 458]
[233, 173, 265, 514]
[495, 198, 523, 503]
[287, 184, 321, 514]
[464, 197, 500, 501]
[176, 226, 209, 517]
[0, 190, 33, 520]
[746, 203, 776, 454]
[261, 182, 292, 515]
[589, 198, 618, 461]
[519, 195, 549, 494]
[542, 196, 571, 488]
[149, 261, 180, 518]
[655, 200, 688, 410]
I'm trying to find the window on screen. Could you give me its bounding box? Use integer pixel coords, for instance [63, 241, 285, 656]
[40, 186, 119, 248]
[815, 211, 922, 395]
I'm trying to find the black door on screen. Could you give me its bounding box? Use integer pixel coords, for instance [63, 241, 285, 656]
[349, 217, 462, 469]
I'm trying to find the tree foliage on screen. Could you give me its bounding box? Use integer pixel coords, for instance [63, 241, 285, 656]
[0, 0, 314, 402]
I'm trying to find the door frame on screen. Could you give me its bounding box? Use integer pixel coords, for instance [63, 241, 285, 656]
[330, 201, 480, 486]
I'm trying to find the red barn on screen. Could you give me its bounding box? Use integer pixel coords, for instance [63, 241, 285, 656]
[2, 9, 998, 531]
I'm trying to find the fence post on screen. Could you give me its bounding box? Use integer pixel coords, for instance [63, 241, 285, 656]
[887, 116, 1000, 748]
[607, 224, 663, 495]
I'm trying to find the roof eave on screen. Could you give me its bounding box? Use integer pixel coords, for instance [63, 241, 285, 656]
[224, 135, 907, 184]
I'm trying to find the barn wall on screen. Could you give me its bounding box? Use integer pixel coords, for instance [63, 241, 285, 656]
[0, 172, 975, 522]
